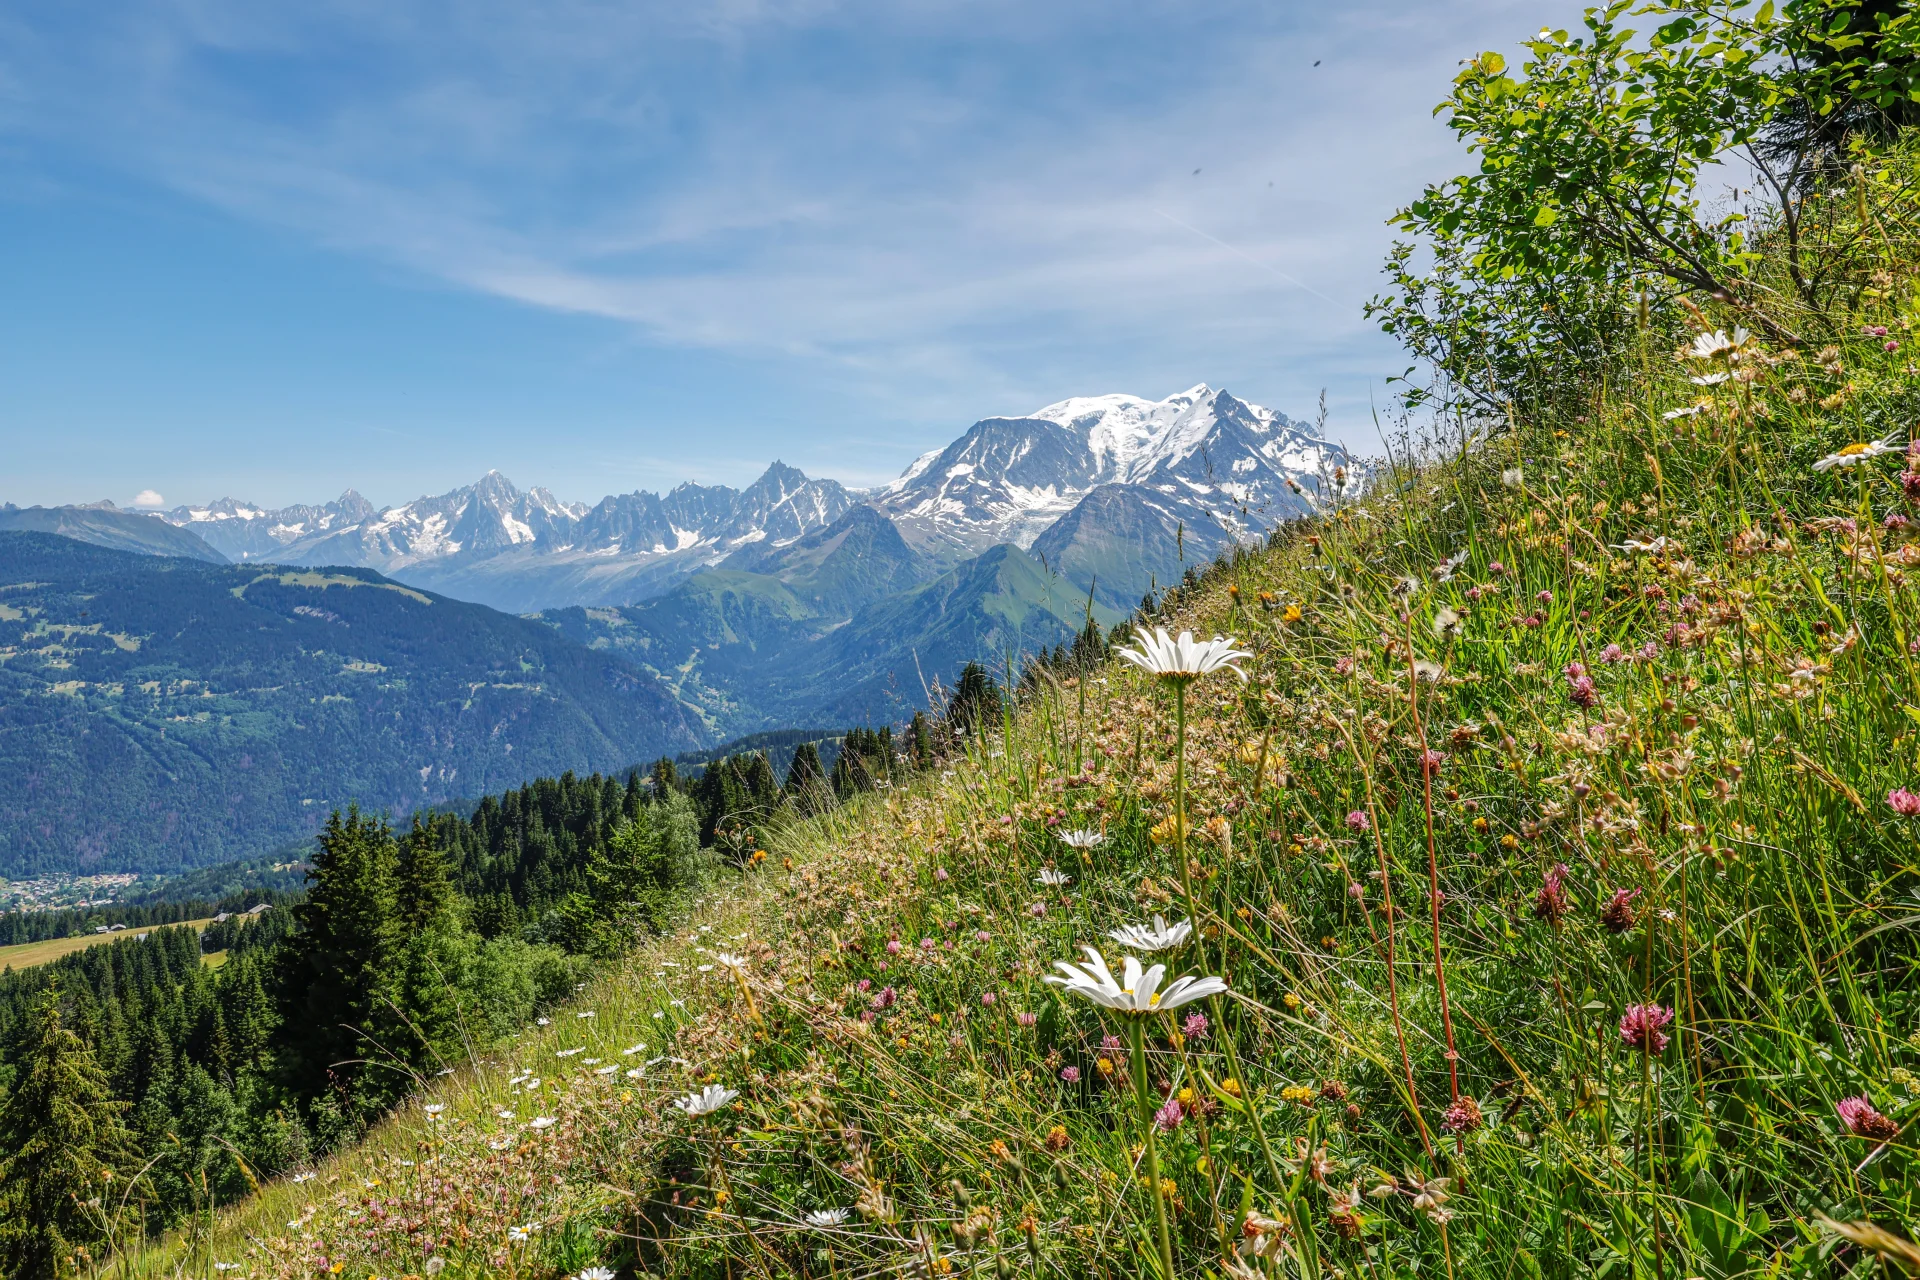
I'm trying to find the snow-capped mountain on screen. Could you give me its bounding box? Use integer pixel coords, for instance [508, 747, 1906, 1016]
[876, 385, 1352, 561]
[142, 385, 1351, 617]
[158, 465, 855, 613]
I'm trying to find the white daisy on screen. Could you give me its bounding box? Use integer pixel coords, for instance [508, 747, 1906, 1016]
[674, 1084, 740, 1117]
[1057, 829, 1107, 849]
[1044, 946, 1228, 1015]
[528, 1116, 557, 1130]
[1116, 626, 1252, 684]
[1036, 868, 1073, 887]
[1106, 915, 1193, 952]
[1814, 433, 1905, 471]
[806, 1207, 852, 1228]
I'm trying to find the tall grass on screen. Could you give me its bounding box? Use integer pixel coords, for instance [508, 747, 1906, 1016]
[123, 143, 1920, 1280]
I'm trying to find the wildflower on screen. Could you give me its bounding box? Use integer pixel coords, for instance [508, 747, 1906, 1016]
[1328, 1185, 1363, 1240]
[715, 952, 747, 971]
[1598, 643, 1626, 663]
[1814, 433, 1904, 471]
[975, 930, 991, 943]
[1319, 1079, 1349, 1102]
[1153, 1096, 1184, 1131]
[1410, 1177, 1453, 1222]
[576, 1269, 616, 1280]
[1345, 809, 1371, 832]
[934, 867, 949, 880]
[1569, 674, 1598, 708]
[674, 1084, 740, 1117]
[1687, 328, 1749, 361]
[1442, 1096, 1483, 1134]
[1690, 371, 1731, 386]
[981, 991, 996, 1005]
[1619, 1003, 1674, 1053]
[1107, 915, 1193, 951]
[1533, 863, 1570, 924]
[1116, 626, 1253, 683]
[1045, 946, 1228, 1015]
[1058, 829, 1107, 849]
[1281, 1084, 1318, 1107]
[1836, 1095, 1900, 1140]
[1419, 748, 1445, 776]
[1182, 1012, 1210, 1040]
[1611, 536, 1671, 554]
[1601, 887, 1641, 934]
[1045, 1125, 1070, 1151]
[1889, 788, 1920, 817]
[508, 1225, 534, 1244]
[528, 1116, 556, 1130]
[873, 986, 897, 1009]
[1500, 467, 1524, 487]
[1061, 1066, 1082, 1083]
[423, 1103, 445, 1115]
[806, 1208, 852, 1228]
[1016, 1011, 1037, 1027]
[1662, 404, 1705, 420]
[1037, 868, 1073, 887]
[1433, 606, 1462, 637]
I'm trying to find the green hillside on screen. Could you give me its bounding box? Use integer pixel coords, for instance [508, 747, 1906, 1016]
[0, 533, 704, 874]
[113, 8, 1920, 1280]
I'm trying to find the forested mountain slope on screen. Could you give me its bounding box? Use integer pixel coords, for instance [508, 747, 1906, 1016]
[0, 533, 703, 874]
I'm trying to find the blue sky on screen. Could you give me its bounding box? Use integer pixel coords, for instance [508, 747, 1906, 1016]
[0, 0, 1567, 511]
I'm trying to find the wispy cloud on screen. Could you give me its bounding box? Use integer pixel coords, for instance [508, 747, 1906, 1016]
[1, 0, 1568, 487]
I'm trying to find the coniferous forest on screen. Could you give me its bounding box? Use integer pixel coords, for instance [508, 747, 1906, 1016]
[0, 725, 961, 1262]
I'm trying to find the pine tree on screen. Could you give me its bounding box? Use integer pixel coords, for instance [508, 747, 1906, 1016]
[395, 816, 455, 935]
[0, 986, 133, 1280]
[946, 662, 1003, 739]
[649, 756, 679, 797]
[273, 807, 400, 1116]
[910, 710, 933, 771]
[784, 741, 828, 812]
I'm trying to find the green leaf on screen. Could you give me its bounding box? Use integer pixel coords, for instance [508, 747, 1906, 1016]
[1533, 205, 1560, 226]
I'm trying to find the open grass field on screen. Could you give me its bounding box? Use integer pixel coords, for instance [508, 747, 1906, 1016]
[0, 918, 220, 972]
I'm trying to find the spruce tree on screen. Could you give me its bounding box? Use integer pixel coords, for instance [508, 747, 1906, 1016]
[273, 807, 400, 1115]
[784, 741, 827, 811]
[395, 816, 455, 935]
[910, 711, 933, 771]
[0, 986, 133, 1280]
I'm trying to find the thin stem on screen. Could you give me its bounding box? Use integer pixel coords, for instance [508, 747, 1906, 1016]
[1130, 1018, 1178, 1279]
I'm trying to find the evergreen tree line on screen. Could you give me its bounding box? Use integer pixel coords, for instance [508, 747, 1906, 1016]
[0, 772, 707, 1276]
[0, 888, 293, 948]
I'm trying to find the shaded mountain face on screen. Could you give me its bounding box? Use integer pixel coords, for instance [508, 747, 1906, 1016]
[0, 503, 229, 563]
[539, 540, 1095, 736]
[157, 464, 856, 613]
[0, 532, 703, 875]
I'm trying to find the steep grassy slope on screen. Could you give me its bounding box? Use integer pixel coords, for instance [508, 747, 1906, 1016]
[141, 230, 1920, 1279]
[0, 533, 704, 874]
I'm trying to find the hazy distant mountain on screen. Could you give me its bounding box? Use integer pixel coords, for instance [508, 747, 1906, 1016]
[0, 502, 228, 563]
[0, 532, 702, 875]
[159, 463, 856, 613]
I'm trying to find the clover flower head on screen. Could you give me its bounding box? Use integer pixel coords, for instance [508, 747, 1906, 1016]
[1837, 1095, 1899, 1140]
[1619, 1003, 1674, 1053]
[1888, 788, 1920, 817]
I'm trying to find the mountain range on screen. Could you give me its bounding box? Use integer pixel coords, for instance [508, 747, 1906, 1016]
[22, 385, 1354, 738]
